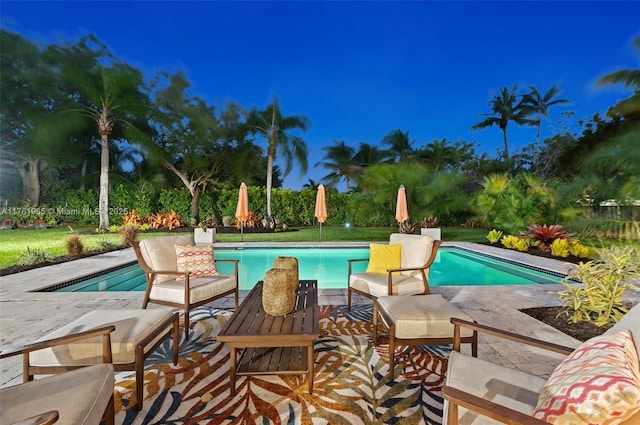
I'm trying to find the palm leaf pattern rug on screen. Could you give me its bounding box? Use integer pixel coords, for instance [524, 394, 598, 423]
[114, 305, 450, 424]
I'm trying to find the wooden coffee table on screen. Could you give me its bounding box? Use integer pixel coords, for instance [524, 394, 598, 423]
[217, 279, 320, 395]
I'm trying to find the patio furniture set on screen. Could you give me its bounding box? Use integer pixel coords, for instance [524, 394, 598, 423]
[1, 233, 639, 424]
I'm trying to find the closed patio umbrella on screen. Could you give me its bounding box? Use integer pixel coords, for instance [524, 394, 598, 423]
[314, 184, 327, 241]
[235, 183, 249, 241]
[395, 184, 409, 224]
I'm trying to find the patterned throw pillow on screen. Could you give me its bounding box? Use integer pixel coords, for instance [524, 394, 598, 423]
[175, 244, 218, 280]
[366, 243, 402, 275]
[533, 330, 640, 424]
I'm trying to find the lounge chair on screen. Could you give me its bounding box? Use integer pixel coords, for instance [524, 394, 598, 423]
[131, 235, 239, 337]
[442, 302, 640, 424]
[0, 326, 116, 425]
[347, 233, 442, 309]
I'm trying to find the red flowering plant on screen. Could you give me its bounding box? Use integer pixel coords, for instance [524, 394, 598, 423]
[522, 224, 569, 252]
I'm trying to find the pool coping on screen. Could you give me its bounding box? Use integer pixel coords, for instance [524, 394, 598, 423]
[30, 242, 574, 293]
[0, 241, 576, 295]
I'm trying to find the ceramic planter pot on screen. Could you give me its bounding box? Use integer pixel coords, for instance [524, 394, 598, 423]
[194, 228, 215, 244]
[420, 227, 441, 240]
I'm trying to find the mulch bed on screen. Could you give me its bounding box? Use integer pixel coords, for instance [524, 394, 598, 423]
[520, 306, 612, 342]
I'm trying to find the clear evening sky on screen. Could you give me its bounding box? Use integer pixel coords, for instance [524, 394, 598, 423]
[2, 1, 639, 190]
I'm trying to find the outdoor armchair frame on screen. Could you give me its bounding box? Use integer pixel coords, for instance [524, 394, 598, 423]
[442, 317, 575, 425]
[0, 325, 116, 425]
[347, 239, 442, 309]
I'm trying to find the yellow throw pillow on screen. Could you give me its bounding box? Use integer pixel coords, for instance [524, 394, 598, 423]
[366, 243, 402, 275]
[175, 244, 218, 280]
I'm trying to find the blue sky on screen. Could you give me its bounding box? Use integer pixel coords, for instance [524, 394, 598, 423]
[2, 1, 639, 191]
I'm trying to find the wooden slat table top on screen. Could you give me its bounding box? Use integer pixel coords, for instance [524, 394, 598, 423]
[218, 280, 320, 344]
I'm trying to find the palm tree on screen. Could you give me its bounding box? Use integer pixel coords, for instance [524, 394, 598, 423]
[472, 85, 538, 159]
[522, 85, 571, 141]
[316, 140, 360, 192]
[58, 38, 148, 229]
[597, 37, 640, 116]
[417, 138, 458, 171]
[353, 142, 393, 166]
[381, 129, 417, 162]
[246, 97, 310, 218]
[302, 178, 319, 189]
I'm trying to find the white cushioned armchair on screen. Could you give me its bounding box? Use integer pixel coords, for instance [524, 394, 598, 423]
[0, 325, 116, 425]
[348, 233, 442, 309]
[131, 235, 239, 337]
[442, 303, 640, 424]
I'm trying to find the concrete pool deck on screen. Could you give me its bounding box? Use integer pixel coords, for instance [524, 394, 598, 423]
[1, 241, 637, 388]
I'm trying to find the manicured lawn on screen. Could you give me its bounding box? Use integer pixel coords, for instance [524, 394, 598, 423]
[0, 225, 489, 269]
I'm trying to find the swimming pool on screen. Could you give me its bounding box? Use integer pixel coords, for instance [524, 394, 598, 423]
[38, 247, 565, 292]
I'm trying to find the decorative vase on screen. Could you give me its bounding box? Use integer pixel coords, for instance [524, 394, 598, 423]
[194, 228, 215, 244]
[420, 228, 442, 240]
[262, 268, 297, 316]
[273, 256, 299, 281]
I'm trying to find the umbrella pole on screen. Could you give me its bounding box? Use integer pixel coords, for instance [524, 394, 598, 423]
[319, 222, 323, 241]
[241, 223, 244, 241]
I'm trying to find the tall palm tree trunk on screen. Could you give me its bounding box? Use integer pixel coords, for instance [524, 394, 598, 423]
[501, 128, 509, 159]
[99, 133, 110, 229]
[98, 109, 113, 230]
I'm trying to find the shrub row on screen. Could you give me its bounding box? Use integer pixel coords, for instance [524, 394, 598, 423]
[4, 186, 364, 227]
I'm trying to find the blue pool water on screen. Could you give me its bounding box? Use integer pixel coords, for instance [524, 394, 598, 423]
[41, 247, 564, 292]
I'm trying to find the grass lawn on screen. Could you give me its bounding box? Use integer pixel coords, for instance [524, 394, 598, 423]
[0, 225, 489, 269]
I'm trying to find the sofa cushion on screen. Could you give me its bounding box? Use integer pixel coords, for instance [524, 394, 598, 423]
[377, 294, 475, 339]
[533, 330, 640, 424]
[389, 233, 434, 277]
[139, 235, 194, 283]
[349, 272, 426, 297]
[30, 309, 176, 365]
[0, 364, 114, 425]
[366, 243, 401, 275]
[443, 351, 548, 424]
[175, 244, 218, 280]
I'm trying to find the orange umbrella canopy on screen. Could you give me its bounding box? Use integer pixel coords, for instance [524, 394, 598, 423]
[235, 183, 249, 223]
[314, 184, 327, 223]
[395, 184, 409, 223]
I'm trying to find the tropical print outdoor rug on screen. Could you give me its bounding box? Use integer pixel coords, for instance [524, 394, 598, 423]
[114, 305, 450, 424]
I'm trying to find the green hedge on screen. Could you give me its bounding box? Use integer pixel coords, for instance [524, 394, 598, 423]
[11, 186, 357, 227]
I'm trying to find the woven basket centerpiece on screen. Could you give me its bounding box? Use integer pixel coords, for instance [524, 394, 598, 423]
[273, 256, 299, 281]
[262, 268, 297, 316]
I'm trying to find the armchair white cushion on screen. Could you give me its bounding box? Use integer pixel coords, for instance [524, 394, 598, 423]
[442, 303, 640, 425]
[0, 326, 116, 425]
[348, 233, 441, 309]
[131, 235, 239, 337]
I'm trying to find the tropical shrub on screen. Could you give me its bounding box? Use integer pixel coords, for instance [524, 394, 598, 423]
[558, 246, 640, 326]
[568, 241, 592, 259]
[486, 229, 503, 244]
[513, 238, 531, 252]
[148, 210, 183, 230]
[550, 238, 569, 258]
[523, 224, 569, 252]
[65, 234, 84, 256]
[97, 239, 117, 250]
[501, 235, 530, 252]
[235, 212, 262, 228]
[122, 209, 145, 226]
[501, 235, 519, 249]
[121, 224, 139, 247]
[17, 247, 54, 265]
[474, 173, 558, 234]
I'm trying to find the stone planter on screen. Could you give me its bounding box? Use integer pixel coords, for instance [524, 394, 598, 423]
[194, 228, 216, 244]
[420, 227, 441, 240]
